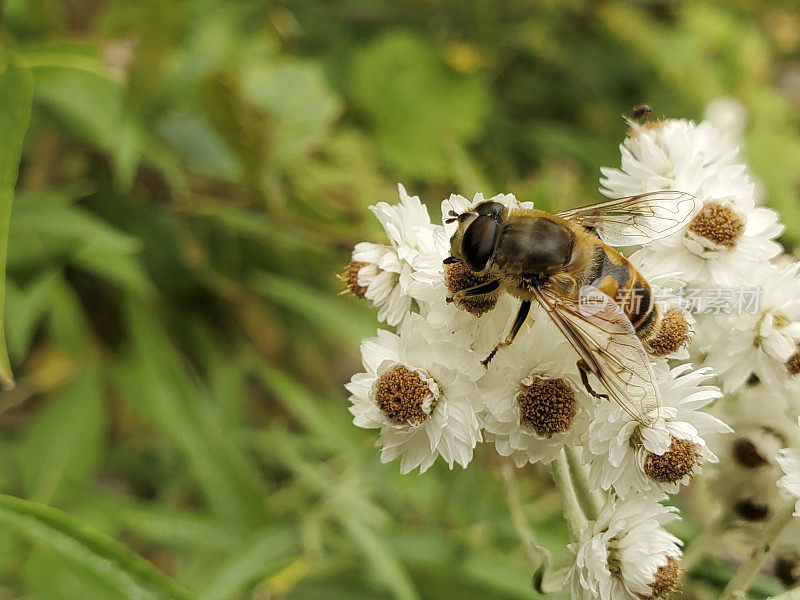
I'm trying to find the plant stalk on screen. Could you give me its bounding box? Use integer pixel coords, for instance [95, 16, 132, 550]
[680, 510, 731, 573]
[549, 449, 588, 540]
[564, 446, 604, 520]
[718, 503, 796, 600]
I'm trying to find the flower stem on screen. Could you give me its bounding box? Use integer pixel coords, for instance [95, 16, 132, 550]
[718, 503, 796, 600]
[549, 449, 588, 540]
[564, 446, 604, 520]
[501, 462, 559, 593]
[680, 510, 731, 573]
[501, 462, 544, 565]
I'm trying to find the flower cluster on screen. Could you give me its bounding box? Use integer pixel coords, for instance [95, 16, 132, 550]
[343, 110, 800, 599]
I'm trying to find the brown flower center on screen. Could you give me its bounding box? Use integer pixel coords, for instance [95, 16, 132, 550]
[647, 309, 692, 356]
[687, 201, 745, 249]
[640, 556, 682, 599]
[734, 498, 770, 522]
[732, 438, 768, 468]
[775, 552, 800, 588]
[786, 342, 800, 376]
[340, 260, 369, 298]
[746, 373, 761, 386]
[516, 377, 577, 438]
[374, 365, 433, 425]
[444, 260, 497, 317]
[643, 436, 700, 484]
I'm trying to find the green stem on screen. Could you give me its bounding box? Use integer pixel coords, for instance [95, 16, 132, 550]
[718, 503, 796, 600]
[565, 446, 604, 520]
[549, 449, 588, 540]
[680, 510, 731, 573]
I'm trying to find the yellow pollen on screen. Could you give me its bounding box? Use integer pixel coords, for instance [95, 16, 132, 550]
[374, 365, 433, 425]
[340, 261, 369, 298]
[444, 261, 498, 317]
[687, 201, 745, 249]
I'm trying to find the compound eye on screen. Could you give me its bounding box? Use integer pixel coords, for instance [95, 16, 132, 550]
[474, 201, 506, 218]
[462, 215, 499, 272]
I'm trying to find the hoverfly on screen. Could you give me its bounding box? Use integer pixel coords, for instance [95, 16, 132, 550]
[444, 191, 698, 425]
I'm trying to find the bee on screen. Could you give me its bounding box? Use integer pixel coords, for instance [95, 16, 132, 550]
[444, 191, 698, 425]
[630, 103, 652, 121]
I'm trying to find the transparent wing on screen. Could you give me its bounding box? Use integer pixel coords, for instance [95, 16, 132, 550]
[531, 284, 661, 425]
[557, 190, 699, 246]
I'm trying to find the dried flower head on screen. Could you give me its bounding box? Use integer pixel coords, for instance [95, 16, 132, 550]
[647, 308, 692, 357]
[568, 497, 682, 600]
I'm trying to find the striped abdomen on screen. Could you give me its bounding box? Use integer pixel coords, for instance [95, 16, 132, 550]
[586, 244, 659, 340]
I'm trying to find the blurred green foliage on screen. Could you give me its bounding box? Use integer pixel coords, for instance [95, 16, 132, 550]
[0, 1, 799, 598]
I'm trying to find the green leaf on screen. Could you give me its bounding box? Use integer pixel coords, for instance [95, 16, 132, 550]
[0, 60, 34, 390]
[7, 191, 143, 272]
[250, 272, 374, 346]
[198, 527, 298, 600]
[0, 494, 194, 600]
[5, 270, 60, 360]
[81, 491, 247, 552]
[351, 33, 488, 179]
[116, 300, 270, 526]
[242, 61, 342, 163]
[23, 547, 126, 600]
[17, 369, 106, 504]
[31, 57, 122, 151]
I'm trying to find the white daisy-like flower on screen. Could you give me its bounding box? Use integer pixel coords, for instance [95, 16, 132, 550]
[698, 262, 800, 393]
[568, 496, 682, 600]
[704, 98, 747, 149]
[345, 313, 483, 474]
[481, 317, 591, 465]
[778, 449, 800, 518]
[351, 184, 449, 326]
[583, 362, 730, 499]
[600, 119, 746, 200]
[601, 118, 783, 288]
[777, 419, 800, 518]
[707, 385, 795, 522]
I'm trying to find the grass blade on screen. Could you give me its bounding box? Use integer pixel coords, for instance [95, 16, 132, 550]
[0, 61, 34, 389]
[0, 494, 194, 600]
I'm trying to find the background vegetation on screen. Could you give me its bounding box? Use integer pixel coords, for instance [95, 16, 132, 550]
[1, 1, 800, 598]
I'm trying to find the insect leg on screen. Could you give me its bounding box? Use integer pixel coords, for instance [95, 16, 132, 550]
[481, 301, 531, 367]
[577, 359, 609, 400]
[448, 279, 500, 303]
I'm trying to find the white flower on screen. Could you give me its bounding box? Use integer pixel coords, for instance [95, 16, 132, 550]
[777, 419, 800, 518]
[708, 385, 796, 522]
[421, 291, 519, 357]
[345, 313, 483, 473]
[600, 119, 746, 200]
[698, 262, 800, 393]
[568, 496, 682, 600]
[583, 362, 729, 499]
[352, 184, 449, 326]
[480, 317, 591, 465]
[778, 448, 800, 518]
[704, 98, 747, 149]
[601, 118, 783, 288]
